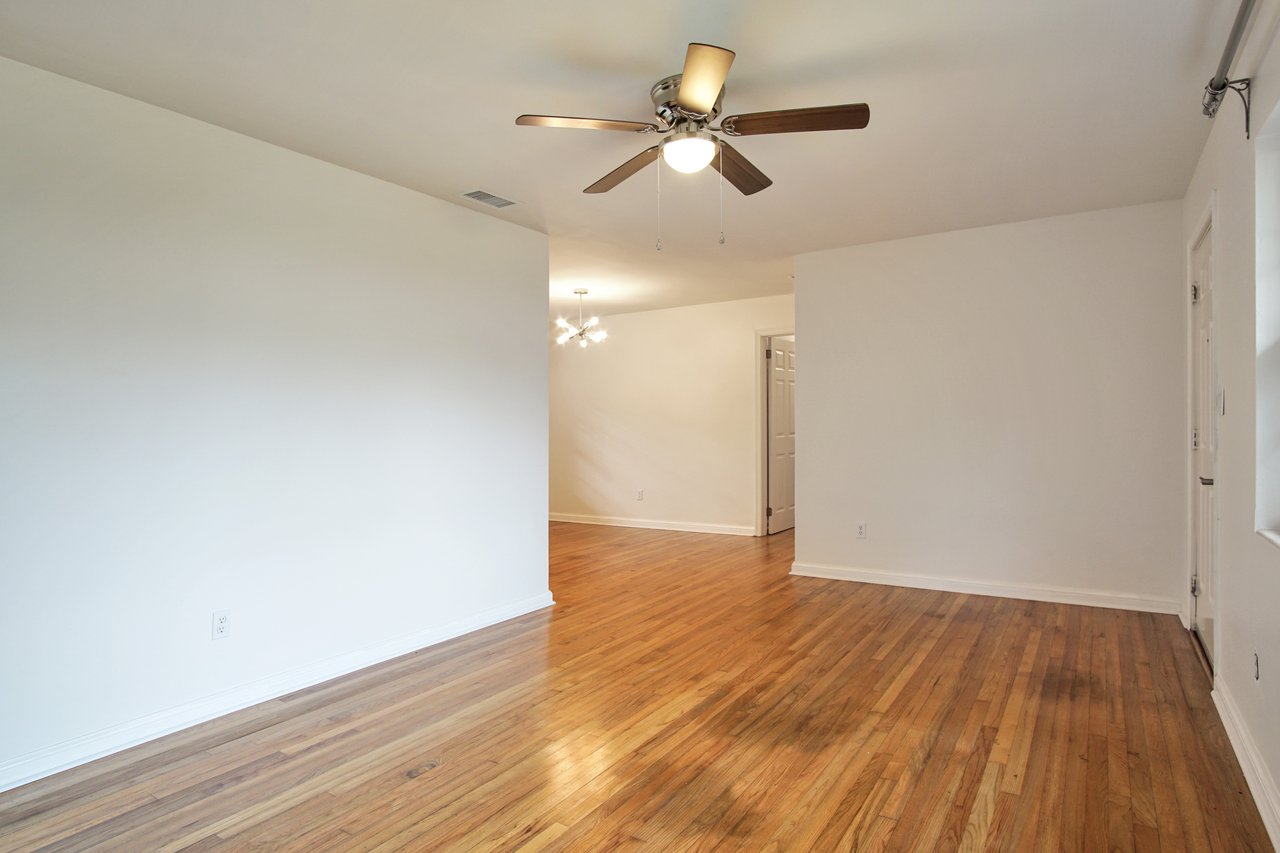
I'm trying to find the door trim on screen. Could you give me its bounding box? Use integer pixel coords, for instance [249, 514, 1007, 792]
[1184, 193, 1217, 659]
[754, 327, 795, 536]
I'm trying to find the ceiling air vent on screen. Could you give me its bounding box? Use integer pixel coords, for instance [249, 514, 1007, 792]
[462, 189, 517, 209]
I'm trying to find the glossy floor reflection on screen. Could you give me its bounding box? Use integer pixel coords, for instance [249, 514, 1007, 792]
[0, 523, 1271, 851]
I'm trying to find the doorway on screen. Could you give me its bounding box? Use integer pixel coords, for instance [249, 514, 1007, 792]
[765, 334, 796, 534]
[1190, 223, 1218, 669]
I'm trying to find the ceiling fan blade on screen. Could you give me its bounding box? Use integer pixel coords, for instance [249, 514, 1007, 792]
[676, 43, 735, 115]
[516, 115, 658, 133]
[583, 146, 661, 193]
[709, 140, 772, 195]
[720, 104, 870, 136]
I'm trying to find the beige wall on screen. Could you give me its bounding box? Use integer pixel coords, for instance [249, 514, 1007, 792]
[550, 294, 794, 535]
[1180, 7, 1280, 839]
[794, 201, 1186, 612]
[0, 58, 550, 789]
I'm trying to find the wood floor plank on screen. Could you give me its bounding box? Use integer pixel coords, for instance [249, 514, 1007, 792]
[0, 523, 1272, 851]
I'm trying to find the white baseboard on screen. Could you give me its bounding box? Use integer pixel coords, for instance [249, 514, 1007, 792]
[1213, 679, 1280, 848]
[790, 562, 1181, 614]
[550, 512, 753, 537]
[0, 590, 554, 794]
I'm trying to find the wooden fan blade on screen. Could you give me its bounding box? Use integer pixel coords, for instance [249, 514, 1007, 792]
[720, 104, 870, 136]
[709, 140, 772, 195]
[584, 146, 661, 193]
[676, 43, 735, 115]
[516, 115, 658, 133]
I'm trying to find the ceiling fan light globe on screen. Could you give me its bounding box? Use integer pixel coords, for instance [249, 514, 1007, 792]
[662, 133, 717, 173]
[556, 331, 573, 345]
[588, 330, 608, 343]
[579, 338, 589, 348]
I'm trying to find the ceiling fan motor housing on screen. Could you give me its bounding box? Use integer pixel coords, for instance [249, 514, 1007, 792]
[651, 74, 723, 125]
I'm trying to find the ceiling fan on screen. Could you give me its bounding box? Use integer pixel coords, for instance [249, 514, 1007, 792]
[516, 43, 870, 196]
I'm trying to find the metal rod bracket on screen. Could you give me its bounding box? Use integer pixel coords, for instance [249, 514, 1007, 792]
[1230, 78, 1252, 139]
[1203, 77, 1253, 140]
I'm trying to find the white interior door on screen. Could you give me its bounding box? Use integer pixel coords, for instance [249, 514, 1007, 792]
[768, 336, 796, 534]
[1190, 228, 1217, 667]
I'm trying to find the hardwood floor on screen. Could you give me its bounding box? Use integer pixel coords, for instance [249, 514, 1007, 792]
[0, 523, 1271, 851]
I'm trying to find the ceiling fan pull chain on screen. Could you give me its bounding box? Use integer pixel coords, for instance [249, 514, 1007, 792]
[718, 140, 726, 245]
[655, 156, 663, 252]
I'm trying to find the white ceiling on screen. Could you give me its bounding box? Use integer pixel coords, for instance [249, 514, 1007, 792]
[0, 0, 1240, 317]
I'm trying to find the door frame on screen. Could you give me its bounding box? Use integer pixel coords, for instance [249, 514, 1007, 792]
[1185, 194, 1218, 662]
[755, 327, 795, 536]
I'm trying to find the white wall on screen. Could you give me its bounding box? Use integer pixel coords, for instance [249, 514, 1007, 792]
[794, 201, 1186, 613]
[1180, 8, 1280, 840]
[550, 294, 793, 536]
[0, 58, 550, 790]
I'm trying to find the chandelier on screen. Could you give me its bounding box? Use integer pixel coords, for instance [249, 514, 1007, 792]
[555, 289, 608, 348]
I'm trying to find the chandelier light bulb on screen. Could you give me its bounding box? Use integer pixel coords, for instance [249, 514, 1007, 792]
[662, 131, 717, 174]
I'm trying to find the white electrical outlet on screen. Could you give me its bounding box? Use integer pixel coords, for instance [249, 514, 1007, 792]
[636, 489, 644, 501]
[212, 610, 230, 640]
[856, 522, 867, 539]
